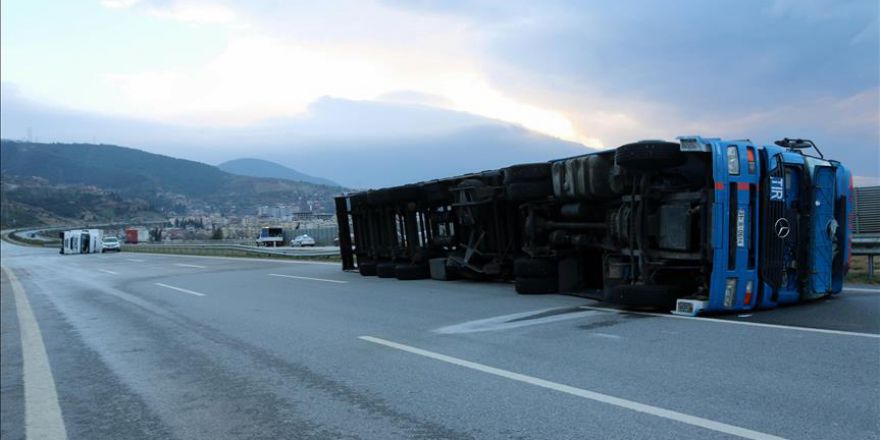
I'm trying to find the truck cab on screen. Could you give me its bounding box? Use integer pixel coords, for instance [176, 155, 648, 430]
[753, 140, 852, 309]
[675, 137, 852, 315]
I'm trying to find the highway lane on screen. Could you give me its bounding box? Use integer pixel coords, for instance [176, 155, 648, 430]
[1, 241, 878, 440]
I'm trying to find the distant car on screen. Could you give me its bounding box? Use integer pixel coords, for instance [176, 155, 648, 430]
[102, 236, 121, 252]
[291, 234, 316, 247]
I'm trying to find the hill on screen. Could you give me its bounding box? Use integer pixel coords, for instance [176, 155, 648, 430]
[218, 158, 339, 187]
[0, 140, 346, 227]
[1, 87, 595, 188]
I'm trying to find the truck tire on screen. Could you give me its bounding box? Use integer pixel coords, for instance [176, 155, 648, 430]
[392, 185, 421, 202]
[376, 262, 397, 278]
[504, 163, 552, 184]
[615, 141, 685, 173]
[422, 182, 451, 204]
[515, 276, 559, 294]
[506, 181, 553, 202]
[395, 263, 429, 280]
[514, 258, 557, 278]
[358, 261, 377, 276]
[606, 284, 678, 309]
[587, 155, 614, 198]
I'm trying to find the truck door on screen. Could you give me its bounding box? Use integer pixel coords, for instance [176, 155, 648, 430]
[807, 165, 836, 297]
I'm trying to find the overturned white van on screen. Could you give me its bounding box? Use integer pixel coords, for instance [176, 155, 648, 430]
[60, 229, 104, 255]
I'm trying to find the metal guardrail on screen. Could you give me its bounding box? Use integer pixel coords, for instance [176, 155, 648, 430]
[853, 234, 880, 281]
[123, 243, 340, 258]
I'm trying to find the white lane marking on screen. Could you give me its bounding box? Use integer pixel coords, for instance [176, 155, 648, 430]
[268, 273, 348, 284]
[2, 266, 69, 440]
[844, 287, 880, 294]
[579, 306, 880, 339]
[125, 258, 145, 263]
[591, 333, 623, 339]
[359, 336, 787, 440]
[154, 282, 206, 297]
[152, 253, 338, 265]
[174, 263, 206, 269]
[98, 269, 118, 275]
[434, 307, 601, 334]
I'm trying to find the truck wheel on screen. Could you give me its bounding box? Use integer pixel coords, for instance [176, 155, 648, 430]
[376, 262, 397, 278]
[515, 276, 559, 294]
[587, 155, 614, 198]
[514, 258, 557, 278]
[506, 181, 553, 202]
[504, 163, 552, 184]
[615, 141, 685, 173]
[392, 185, 421, 202]
[395, 264, 429, 280]
[422, 182, 451, 204]
[606, 284, 678, 309]
[358, 261, 377, 276]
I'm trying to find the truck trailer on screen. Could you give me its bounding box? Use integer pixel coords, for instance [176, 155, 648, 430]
[60, 229, 104, 255]
[334, 137, 853, 315]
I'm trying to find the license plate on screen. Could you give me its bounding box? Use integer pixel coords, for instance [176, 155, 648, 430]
[736, 208, 745, 247]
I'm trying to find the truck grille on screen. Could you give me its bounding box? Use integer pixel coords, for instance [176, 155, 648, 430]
[760, 153, 786, 292]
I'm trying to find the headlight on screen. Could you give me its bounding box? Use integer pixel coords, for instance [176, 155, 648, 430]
[727, 146, 740, 175]
[724, 278, 737, 309]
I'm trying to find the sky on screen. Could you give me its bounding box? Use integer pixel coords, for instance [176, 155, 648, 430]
[1, 0, 878, 182]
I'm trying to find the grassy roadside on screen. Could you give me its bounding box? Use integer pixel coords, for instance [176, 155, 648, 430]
[847, 255, 879, 285]
[1, 229, 59, 247]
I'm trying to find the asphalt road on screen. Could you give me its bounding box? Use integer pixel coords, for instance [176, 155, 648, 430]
[2, 241, 878, 440]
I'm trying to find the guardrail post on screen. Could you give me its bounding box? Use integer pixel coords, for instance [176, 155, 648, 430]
[869, 255, 875, 281]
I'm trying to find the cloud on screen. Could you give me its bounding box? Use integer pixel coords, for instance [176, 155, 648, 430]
[101, 0, 141, 9]
[145, 2, 237, 24]
[377, 90, 453, 108]
[11, 0, 880, 178]
[102, 0, 237, 24]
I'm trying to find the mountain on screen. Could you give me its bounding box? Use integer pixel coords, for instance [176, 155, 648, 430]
[0, 140, 346, 226]
[218, 158, 339, 187]
[1, 84, 594, 188]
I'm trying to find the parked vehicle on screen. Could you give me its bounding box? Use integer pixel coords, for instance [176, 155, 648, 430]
[124, 227, 149, 244]
[60, 229, 104, 255]
[291, 234, 316, 247]
[256, 227, 285, 247]
[335, 137, 853, 315]
[102, 236, 121, 252]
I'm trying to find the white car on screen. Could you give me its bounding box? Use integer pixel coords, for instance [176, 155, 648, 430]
[102, 236, 121, 252]
[291, 234, 316, 247]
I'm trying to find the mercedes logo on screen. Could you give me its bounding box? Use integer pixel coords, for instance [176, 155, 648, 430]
[774, 218, 791, 239]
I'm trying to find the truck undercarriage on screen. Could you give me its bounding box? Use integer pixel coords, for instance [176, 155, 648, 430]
[336, 141, 717, 308]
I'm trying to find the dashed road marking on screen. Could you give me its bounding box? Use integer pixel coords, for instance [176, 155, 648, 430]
[98, 269, 118, 275]
[359, 336, 787, 440]
[174, 263, 206, 269]
[268, 273, 348, 284]
[154, 282, 206, 297]
[844, 287, 880, 294]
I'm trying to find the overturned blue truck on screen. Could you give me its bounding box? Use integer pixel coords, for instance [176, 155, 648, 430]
[334, 137, 853, 315]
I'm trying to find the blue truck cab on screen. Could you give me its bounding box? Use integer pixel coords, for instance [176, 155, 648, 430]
[675, 137, 853, 315]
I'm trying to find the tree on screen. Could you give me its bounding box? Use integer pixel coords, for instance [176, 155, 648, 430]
[211, 228, 224, 240]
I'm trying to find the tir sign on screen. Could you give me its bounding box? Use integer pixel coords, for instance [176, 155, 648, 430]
[770, 177, 784, 201]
